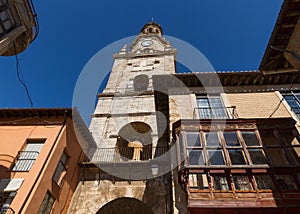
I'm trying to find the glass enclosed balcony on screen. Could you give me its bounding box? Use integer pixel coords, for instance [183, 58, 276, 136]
[173, 118, 300, 209]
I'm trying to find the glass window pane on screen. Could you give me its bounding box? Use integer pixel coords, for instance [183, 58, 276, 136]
[45, 197, 55, 214]
[242, 132, 260, 146]
[287, 148, 300, 164]
[284, 95, 300, 115]
[205, 132, 220, 147]
[249, 149, 268, 165]
[189, 174, 208, 189]
[275, 174, 298, 191]
[213, 175, 229, 190]
[186, 132, 201, 147]
[254, 175, 275, 190]
[267, 148, 290, 165]
[210, 98, 227, 118]
[188, 150, 204, 166]
[179, 133, 185, 165]
[38, 193, 50, 214]
[278, 130, 300, 146]
[12, 140, 45, 171]
[209, 98, 223, 108]
[233, 175, 253, 190]
[197, 98, 209, 107]
[61, 152, 68, 164]
[260, 133, 280, 146]
[0, 11, 8, 21]
[228, 149, 246, 165]
[208, 150, 225, 165]
[284, 95, 299, 107]
[3, 20, 12, 30]
[53, 152, 68, 184]
[224, 132, 240, 146]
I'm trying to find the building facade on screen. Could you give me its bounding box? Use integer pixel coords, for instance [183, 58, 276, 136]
[68, 0, 300, 213]
[0, 108, 92, 214]
[0, 0, 38, 56]
[1, 0, 300, 213]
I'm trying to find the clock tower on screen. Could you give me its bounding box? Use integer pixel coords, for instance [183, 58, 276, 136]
[69, 23, 177, 214]
[90, 22, 176, 149]
[103, 22, 176, 94]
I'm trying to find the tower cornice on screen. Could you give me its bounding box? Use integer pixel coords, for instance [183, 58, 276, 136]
[129, 34, 170, 51]
[114, 49, 177, 59]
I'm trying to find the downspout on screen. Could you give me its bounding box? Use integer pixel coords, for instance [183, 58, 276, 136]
[18, 110, 68, 214]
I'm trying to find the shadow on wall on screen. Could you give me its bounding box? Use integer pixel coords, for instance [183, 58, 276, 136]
[0, 165, 10, 179]
[142, 179, 170, 214]
[0, 154, 15, 178]
[96, 197, 154, 214]
[116, 122, 153, 161]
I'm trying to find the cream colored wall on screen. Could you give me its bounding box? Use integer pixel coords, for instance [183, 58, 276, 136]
[226, 92, 290, 119]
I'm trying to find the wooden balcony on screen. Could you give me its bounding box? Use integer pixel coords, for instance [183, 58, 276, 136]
[177, 167, 300, 211]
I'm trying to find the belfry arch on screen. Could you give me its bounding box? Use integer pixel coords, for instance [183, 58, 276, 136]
[116, 122, 153, 161]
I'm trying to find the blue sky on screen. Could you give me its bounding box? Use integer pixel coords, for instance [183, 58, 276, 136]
[0, 0, 283, 114]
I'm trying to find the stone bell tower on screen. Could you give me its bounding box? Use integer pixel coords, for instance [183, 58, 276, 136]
[89, 22, 176, 152]
[68, 23, 177, 214]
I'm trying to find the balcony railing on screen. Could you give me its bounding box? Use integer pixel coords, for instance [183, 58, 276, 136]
[27, 0, 39, 41]
[193, 106, 238, 119]
[92, 146, 169, 163]
[179, 168, 300, 208]
[0, 207, 15, 214]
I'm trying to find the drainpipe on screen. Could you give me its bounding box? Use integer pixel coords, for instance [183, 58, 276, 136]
[18, 110, 68, 214]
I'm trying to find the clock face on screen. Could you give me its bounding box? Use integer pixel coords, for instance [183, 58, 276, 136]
[141, 40, 153, 47]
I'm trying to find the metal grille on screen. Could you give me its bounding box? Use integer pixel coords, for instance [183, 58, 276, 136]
[0, 208, 15, 214]
[193, 107, 238, 119]
[12, 151, 39, 171]
[92, 146, 168, 162]
[12, 141, 44, 171]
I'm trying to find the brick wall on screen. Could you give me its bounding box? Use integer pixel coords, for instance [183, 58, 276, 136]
[226, 92, 290, 119]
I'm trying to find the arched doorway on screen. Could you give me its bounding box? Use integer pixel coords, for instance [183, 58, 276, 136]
[117, 122, 152, 161]
[96, 197, 154, 214]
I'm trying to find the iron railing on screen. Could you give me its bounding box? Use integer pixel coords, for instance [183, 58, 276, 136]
[193, 107, 238, 119]
[27, 0, 39, 41]
[0, 207, 15, 214]
[92, 146, 169, 163]
[12, 0, 39, 42]
[12, 151, 39, 171]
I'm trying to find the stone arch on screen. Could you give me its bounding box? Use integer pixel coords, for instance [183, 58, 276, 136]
[117, 122, 152, 161]
[96, 197, 154, 214]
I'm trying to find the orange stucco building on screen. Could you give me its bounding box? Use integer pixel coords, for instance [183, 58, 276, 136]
[0, 108, 94, 214]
